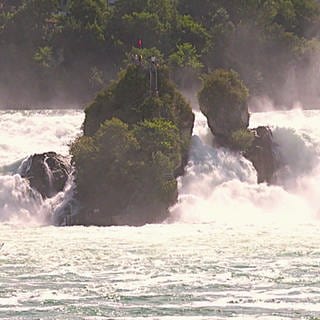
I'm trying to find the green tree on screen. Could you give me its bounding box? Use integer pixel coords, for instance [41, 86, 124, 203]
[133, 118, 181, 168]
[121, 11, 165, 48]
[229, 128, 255, 152]
[169, 43, 203, 69]
[175, 15, 209, 52]
[33, 46, 54, 68]
[70, 118, 140, 212]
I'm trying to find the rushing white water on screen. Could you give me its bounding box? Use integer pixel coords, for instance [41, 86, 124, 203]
[1, 107, 320, 319]
[0, 109, 84, 225]
[170, 109, 320, 226]
[0, 110, 83, 167]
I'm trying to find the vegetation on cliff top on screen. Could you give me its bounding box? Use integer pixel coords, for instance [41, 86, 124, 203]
[198, 69, 249, 118]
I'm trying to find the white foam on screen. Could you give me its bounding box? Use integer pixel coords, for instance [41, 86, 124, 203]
[0, 174, 46, 225]
[0, 109, 83, 167]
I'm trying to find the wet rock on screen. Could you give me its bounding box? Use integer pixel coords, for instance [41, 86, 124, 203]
[203, 102, 250, 142]
[20, 152, 71, 198]
[245, 126, 278, 184]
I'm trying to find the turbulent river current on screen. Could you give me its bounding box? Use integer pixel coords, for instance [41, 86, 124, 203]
[0, 108, 320, 319]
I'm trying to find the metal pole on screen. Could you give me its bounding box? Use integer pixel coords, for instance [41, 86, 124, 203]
[155, 66, 158, 94]
[149, 66, 152, 93]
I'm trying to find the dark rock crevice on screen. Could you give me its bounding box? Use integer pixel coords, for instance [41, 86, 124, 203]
[245, 126, 279, 184]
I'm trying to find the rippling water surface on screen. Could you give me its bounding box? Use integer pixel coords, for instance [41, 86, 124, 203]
[1, 223, 320, 319]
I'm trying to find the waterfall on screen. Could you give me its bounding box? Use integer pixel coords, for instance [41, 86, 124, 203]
[169, 110, 320, 225]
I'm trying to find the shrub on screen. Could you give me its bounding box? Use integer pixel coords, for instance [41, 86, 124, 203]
[229, 128, 254, 152]
[133, 118, 181, 168]
[198, 69, 249, 116]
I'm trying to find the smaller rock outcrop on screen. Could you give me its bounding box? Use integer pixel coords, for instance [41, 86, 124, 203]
[245, 126, 278, 184]
[198, 69, 279, 184]
[20, 152, 71, 198]
[198, 69, 250, 143]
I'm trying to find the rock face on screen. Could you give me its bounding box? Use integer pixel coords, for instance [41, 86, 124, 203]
[245, 126, 278, 184]
[203, 100, 250, 144]
[20, 152, 71, 198]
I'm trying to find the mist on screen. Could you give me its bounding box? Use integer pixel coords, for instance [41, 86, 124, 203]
[0, 46, 116, 109]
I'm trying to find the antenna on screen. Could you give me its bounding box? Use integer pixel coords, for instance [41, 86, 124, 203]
[149, 56, 158, 95]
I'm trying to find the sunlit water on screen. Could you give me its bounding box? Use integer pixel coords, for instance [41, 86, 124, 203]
[1, 108, 320, 319]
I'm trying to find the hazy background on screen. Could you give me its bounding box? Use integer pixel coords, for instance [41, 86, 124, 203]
[1, 0, 320, 109]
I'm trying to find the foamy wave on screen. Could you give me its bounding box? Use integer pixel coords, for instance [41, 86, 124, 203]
[0, 174, 47, 225]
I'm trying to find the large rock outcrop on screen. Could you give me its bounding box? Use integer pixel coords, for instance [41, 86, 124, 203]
[202, 97, 250, 146]
[71, 63, 194, 226]
[20, 152, 71, 198]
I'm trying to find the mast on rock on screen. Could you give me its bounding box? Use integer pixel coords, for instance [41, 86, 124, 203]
[133, 38, 159, 95]
[149, 56, 158, 96]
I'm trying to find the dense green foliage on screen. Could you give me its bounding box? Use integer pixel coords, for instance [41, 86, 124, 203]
[230, 129, 255, 152]
[70, 63, 193, 225]
[198, 69, 249, 116]
[83, 64, 193, 155]
[71, 117, 179, 225]
[1, 0, 320, 107]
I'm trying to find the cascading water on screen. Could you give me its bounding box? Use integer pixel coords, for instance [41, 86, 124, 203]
[0, 109, 84, 225]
